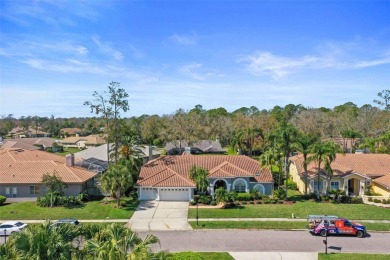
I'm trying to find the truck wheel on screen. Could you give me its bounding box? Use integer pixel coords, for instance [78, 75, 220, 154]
[320, 230, 327, 237]
[356, 231, 364, 238]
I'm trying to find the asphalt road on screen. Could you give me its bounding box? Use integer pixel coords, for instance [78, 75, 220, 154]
[138, 230, 390, 254]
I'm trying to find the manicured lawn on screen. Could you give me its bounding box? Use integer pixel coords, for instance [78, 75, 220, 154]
[54, 147, 82, 156]
[189, 221, 390, 231]
[168, 252, 233, 260]
[188, 201, 390, 220]
[0, 200, 138, 220]
[319, 253, 390, 260]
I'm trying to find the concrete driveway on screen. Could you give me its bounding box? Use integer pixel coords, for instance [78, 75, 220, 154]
[127, 201, 192, 231]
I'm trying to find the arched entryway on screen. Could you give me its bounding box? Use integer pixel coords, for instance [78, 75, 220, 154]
[214, 179, 227, 192]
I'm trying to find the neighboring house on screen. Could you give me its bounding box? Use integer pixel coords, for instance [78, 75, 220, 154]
[0, 138, 58, 151]
[137, 155, 273, 201]
[0, 148, 97, 198]
[60, 128, 82, 138]
[60, 134, 106, 149]
[9, 126, 50, 138]
[73, 144, 161, 172]
[327, 137, 362, 153]
[290, 153, 390, 197]
[165, 140, 226, 155]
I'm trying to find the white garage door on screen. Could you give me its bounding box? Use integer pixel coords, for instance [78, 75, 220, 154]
[140, 187, 157, 200]
[159, 188, 189, 201]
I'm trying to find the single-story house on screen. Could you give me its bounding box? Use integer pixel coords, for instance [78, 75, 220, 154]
[137, 155, 273, 201]
[60, 134, 106, 149]
[290, 153, 390, 197]
[9, 126, 50, 138]
[60, 128, 83, 138]
[0, 148, 97, 198]
[1, 138, 58, 151]
[73, 144, 160, 172]
[165, 140, 226, 155]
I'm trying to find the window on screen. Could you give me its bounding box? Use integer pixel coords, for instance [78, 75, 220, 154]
[234, 179, 246, 193]
[29, 186, 40, 195]
[253, 184, 265, 194]
[330, 181, 340, 190]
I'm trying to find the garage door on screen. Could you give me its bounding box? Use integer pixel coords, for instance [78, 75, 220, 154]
[159, 188, 189, 201]
[140, 187, 157, 200]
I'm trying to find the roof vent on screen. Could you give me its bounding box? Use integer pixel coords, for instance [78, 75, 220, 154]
[255, 172, 260, 176]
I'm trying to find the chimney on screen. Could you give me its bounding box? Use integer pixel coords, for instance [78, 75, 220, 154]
[216, 136, 220, 143]
[66, 154, 75, 167]
[148, 146, 153, 162]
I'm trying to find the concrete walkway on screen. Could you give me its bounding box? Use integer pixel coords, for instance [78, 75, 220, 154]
[126, 201, 192, 231]
[229, 252, 318, 260]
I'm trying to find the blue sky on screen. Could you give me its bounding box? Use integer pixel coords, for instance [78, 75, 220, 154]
[0, 0, 389, 118]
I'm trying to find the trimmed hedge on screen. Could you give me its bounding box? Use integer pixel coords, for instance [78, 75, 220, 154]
[0, 196, 6, 205]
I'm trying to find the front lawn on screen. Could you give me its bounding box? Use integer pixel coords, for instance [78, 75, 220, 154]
[0, 199, 138, 220]
[189, 221, 390, 231]
[54, 147, 81, 156]
[188, 201, 390, 220]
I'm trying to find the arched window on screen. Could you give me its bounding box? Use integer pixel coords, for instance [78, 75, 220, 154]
[234, 179, 246, 193]
[253, 184, 265, 194]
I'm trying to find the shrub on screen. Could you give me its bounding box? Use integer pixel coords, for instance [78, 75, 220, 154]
[189, 200, 197, 206]
[0, 196, 6, 205]
[256, 201, 262, 205]
[199, 195, 212, 205]
[241, 201, 247, 205]
[237, 193, 251, 201]
[277, 200, 284, 204]
[368, 197, 373, 202]
[78, 192, 89, 202]
[273, 189, 286, 200]
[351, 197, 363, 204]
[249, 201, 254, 204]
[210, 200, 217, 206]
[193, 195, 201, 202]
[334, 195, 352, 204]
[373, 198, 381, 203]
[249, 189, 261, 200]
[284, 179, 298, 190]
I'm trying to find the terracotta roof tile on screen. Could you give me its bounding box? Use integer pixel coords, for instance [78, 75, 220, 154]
[0, 148, 96, 184]
[137, 155, 272, 187]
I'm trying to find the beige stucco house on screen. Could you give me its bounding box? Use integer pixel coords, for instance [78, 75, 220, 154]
[290, 154, 390, 197]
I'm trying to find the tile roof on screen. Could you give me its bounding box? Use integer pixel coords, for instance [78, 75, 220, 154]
[61, 135, 106, 145]
[0, 148, 96, 184]
[137, 155, 273, 187]
[1, 138, 57, 149]
[290, 153, 390, 187]
[373, 174, 390, 190]
[60, 128, 82, 135]
[1, 141, 40, 150]
[165, 140, 226, 153]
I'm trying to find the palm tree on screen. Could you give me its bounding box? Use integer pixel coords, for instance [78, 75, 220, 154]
[189, 166, 209, 194]
[292, 133, 319, 195]
[259, 145, 284, 190]
[100, 163, 134, 208]
[231, 127, 263, 157]
[308, 140, 341, 199]
[268, 124, 298, 200]
[83, 223, 160, 260]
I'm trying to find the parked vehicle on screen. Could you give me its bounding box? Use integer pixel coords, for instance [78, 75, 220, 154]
[0, 221, 28, 236]
[50, 218, 80, 229]
[307, 215, 339, 230]
[309, 216, 366, 238]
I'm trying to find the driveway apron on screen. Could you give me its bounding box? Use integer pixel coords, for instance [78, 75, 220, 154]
[127, 201, 192, 231]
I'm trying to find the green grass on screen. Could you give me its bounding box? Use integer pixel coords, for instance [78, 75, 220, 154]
[168, 252, 233, 260]
[319, 253, 390, 260]
[0, 199, 138, 220]
[188, 201, 390, 220]
[54, 147, 82, 156]
[189, 221, 390, 231]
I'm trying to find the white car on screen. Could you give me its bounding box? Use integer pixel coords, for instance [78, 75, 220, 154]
[0, 221, 28, 236]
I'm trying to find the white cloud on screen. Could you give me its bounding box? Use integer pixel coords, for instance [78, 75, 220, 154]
[240, 49, 390, 79]
[92, 36, 123, 60]
[179, 63, 222, 81]
[171, 33, 198, 46]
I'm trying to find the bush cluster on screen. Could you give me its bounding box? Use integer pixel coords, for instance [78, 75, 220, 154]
[334, 195, 363, 204]
[283, 180, 298, 190]
[37, 193, 88, 207]
[0, 195, 6, 205]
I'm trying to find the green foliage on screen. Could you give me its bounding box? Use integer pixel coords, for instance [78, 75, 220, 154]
[0, 196, 6, 205]
[199, 195, 212, 205]
[210, 200, 217, 206]
[333, 195, 363, 204]
[189, 200, 197, 206]
[37, 193, 83, 207]
[189, 166, 209, 193]
[237, 193, 251, 201]
[284, 179, 298, 190]
[169, 251, 234, 260]
[273, 189, 286, 200]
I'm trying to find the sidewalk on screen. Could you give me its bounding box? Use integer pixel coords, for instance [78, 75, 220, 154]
[187, 218, 390, 223]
